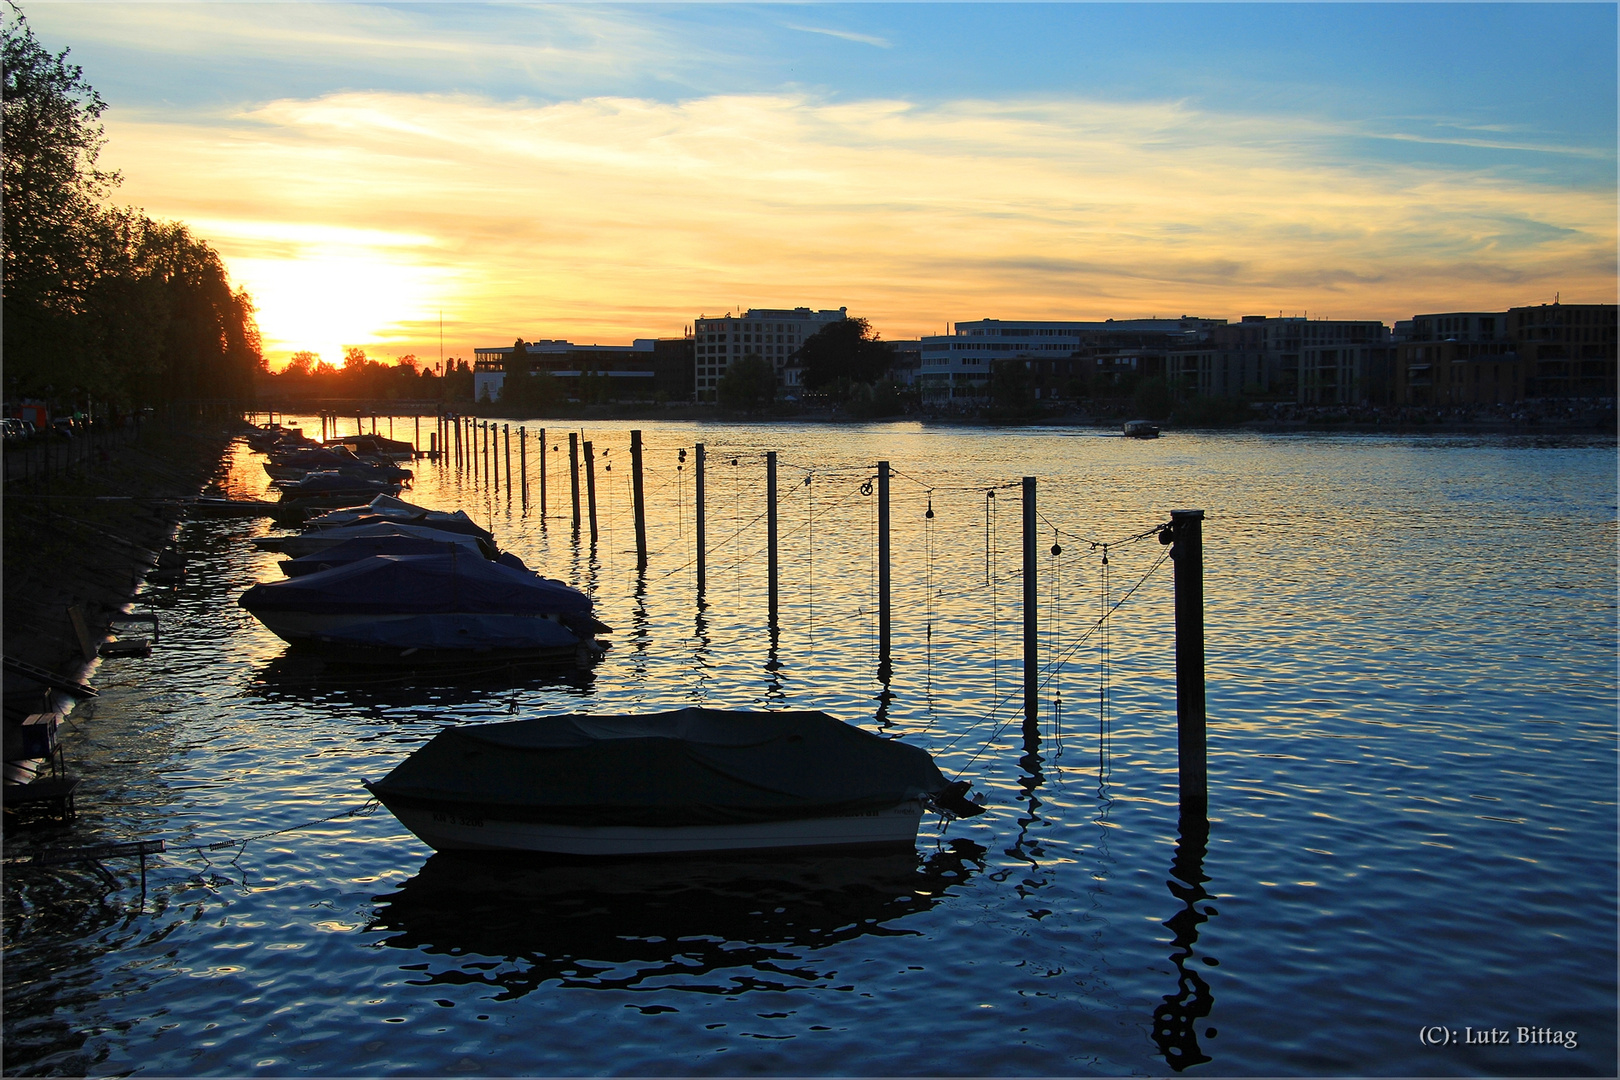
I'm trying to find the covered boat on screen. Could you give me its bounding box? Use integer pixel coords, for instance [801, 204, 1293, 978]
[239, 553, 606, 663]
[278, 533, 494, 577]
[363, 707, 981, 856]
[1122, 419, 1161, 438]
[253, 520, 493, 559]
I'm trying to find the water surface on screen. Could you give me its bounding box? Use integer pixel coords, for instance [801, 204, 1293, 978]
[4, 421, 1614, 1076]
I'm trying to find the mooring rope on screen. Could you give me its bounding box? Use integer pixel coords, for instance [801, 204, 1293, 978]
[943, 543, 1173, 779]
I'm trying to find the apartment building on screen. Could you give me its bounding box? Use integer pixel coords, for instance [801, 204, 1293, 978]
[692, 307, 847, 401]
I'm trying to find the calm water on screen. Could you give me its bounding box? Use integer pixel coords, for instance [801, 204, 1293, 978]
[3, 420, 1614, 1077]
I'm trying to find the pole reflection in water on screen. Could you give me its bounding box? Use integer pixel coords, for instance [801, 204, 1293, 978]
[369, 841, 987, 999]
[1152, 805, 1217, 1072]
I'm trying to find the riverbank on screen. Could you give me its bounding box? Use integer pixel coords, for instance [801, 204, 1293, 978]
[2, 421, 241, 679]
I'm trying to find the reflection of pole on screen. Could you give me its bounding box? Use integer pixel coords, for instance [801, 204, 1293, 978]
[630, 429, 647, 569]
[1023, 475, 1037, 722]
[877, 460, 890, 665]
[695, 443, 706, 594]
[1151, 809, 1215, 1072]
[766, 451, 778, 627]
[1172, 509, 1207, 810]
[583, 440, 599, 545]
[568, 433, 581, 532]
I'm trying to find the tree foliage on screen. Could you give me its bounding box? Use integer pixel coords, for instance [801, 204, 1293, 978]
[795, 317, 894, 391]
[2, 9, 263, 407]
[717, 355, 777, 411]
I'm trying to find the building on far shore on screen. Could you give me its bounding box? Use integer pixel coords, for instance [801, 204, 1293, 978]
[692, 307, 847, 401]
[1394, 303, 1616, 406]
[473, 338, 693, 403]
[918, 317, 1221, 403]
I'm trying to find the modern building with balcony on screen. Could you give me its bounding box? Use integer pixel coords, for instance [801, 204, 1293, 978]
[1507, 303, 1617, 399]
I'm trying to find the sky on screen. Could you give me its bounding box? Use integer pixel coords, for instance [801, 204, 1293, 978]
[24, 2, 1619, 370]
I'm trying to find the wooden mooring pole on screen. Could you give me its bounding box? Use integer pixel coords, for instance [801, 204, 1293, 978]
[503, 424, 512, 496]
[1023, 476, 1038, 721]
[766, 451, 779, 625]
[630, 429, 647, 569]
[519, 427, 528, 509]
[568, 433, 581, 532]
[1172, 509, 1207, 809]
[492, 423, 500, 494]
[877, 460, 891, 663]
[583, 439, 599, 545]
[695, 442, 707, 594]
[538, 428, 547, 519]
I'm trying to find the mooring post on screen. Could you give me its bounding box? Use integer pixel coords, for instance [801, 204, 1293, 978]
[1023, 476, 1038, 721]
[519, 427, 528, 509]
[878, 460, 891, 663]
[767, 450, 779, 625]
[492, 423, 500, 494]
[568, 433, 581, 532]
[630, 430, 648, 569]
[1172, 509, 1207, 809]
[485, 422, 493, 488]
[583, 440, 599, 544]
[695, 442, 707, 594]
[503, 424, 512, 496]
[414, 415, 420, 454]
[538, 427, 547, 518]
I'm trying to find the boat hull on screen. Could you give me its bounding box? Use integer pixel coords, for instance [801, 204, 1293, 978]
[371, 793, 927, 856]
[254, 607, 579, 644]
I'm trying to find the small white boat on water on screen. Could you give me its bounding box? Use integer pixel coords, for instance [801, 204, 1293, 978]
[364, 707, 981, 856]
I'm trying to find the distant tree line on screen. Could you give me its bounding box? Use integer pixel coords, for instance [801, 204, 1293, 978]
[2, 9, 263, 410]
[268, 346, 470, 401]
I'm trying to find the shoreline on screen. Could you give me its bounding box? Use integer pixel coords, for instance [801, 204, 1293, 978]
[253, 399, 1617, 436]
[2, 422, 241, 682]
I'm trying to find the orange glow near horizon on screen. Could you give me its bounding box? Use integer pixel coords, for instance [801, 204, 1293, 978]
[103, 91, 1615, 368]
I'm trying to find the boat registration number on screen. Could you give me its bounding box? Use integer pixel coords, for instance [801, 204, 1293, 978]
[431, 811, 485, 828]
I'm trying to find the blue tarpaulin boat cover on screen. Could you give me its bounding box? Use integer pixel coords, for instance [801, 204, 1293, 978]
[240, 554, 591, 616]
[367, 707, 953, 827]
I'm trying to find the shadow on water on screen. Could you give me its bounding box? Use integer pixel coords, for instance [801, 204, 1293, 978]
[241, 652, 594, 712]
[1152, 806, 1217, 1072]
[368, 839, 987, 999]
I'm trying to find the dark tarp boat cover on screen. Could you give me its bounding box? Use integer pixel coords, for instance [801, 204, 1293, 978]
[367, 707, 952, 827]
[319, 511, 492, 540]
[240, 553, 590, 616]
[280, 534, 491, 576]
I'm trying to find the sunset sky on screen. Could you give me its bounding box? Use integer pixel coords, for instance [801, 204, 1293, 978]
[26, 2, 1618, 370]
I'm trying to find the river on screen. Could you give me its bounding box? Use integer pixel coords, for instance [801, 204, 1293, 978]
[3, 420, 1614, 1076]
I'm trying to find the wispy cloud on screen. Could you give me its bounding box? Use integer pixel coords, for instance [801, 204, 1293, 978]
[100, 89, 1616, 362]
[785, 23, 892, 48]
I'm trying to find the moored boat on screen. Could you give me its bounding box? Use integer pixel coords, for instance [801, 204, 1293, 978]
[239, 552, 607, 664]
[1122, 419, 1161, 438]
[364, 707, 981, 856]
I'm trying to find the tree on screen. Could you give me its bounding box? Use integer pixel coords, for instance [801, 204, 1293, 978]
[3, 11, 263, 406]
[1132, 377, 1172, 419]
[285, 351, 319, 377]
[990, 358, 1037, 415]
[717, 355, 776, 411]
[3, 8, 117, 397]
[796, 318, 894, 391]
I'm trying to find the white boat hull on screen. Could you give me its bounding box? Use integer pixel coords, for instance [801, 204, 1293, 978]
[382, 799, 928, 856]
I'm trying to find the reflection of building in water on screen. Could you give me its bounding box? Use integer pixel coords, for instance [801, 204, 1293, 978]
[1152, 812, 1217, 1072]
[369, 841, 986, 998]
